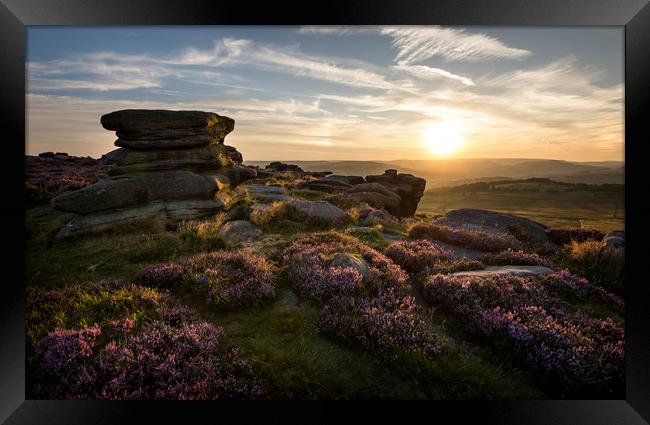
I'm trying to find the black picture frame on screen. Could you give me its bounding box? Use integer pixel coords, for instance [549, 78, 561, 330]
[3, 0, 649, 423]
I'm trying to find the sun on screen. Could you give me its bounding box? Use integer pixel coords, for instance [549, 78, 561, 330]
[424, 122, 464, 156]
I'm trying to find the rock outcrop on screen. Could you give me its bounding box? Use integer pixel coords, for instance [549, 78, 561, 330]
[364, 169, 426, 217]
[51, 109, 256, 238]
[322, 170, 426, 218]
[434, 208, 550, 244]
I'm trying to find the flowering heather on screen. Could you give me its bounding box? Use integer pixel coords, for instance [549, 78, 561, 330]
[32, 325, 103, 398]
[384, 240, 452, 275]
[94, 321, 263, 400]
[408, 223, 517, 252]
[318, 289, 440, 360]
[26, 282, 170, 346]
[478, 249, 551, 267]
[545, 269, 624, 312]
[546, 227, 605, 245]
[282, 232, 409, 303]
[25, 154, 111, 207]
[136, 251, 277, 309]
[423, 273, 624, 396]
[32, 321, 262, 400]
[135, 263, 185, 287]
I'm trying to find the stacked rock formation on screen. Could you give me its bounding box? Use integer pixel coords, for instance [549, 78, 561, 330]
[297, 169, 426, 218]
[51, 109, 256, 238]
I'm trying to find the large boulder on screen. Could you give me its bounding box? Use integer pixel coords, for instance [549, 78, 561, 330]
[101, 109, 234, 144]
[54, 203, 167, 239]
[434, 208, 549, 244]
[603, 230, 625, 249]
[51, 171, 217, 214]
[364, 169, 426, 217]
[325, 175, 365, 185]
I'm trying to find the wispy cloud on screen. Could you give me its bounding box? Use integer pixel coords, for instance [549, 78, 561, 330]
[380, 26, 531, 63]
[393, 63, 475, 86]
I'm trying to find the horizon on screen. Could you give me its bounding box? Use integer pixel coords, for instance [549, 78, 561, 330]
[26, 26, 624, 162]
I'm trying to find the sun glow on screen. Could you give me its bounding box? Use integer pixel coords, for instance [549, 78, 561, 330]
[424, 122, 464, 156]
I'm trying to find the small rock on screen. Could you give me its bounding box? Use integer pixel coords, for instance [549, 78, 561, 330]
[360, 209, 398, 227]
[218, 220, 263, 243]
[328, 252, 372, 281]
[287, 199, 348, 223]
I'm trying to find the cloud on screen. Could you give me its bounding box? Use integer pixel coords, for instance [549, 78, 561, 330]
[393, 63, 475, 86]
[296, 26, 376, 36]
[380, 26, 531, 63]
[173, 38, 401, 91]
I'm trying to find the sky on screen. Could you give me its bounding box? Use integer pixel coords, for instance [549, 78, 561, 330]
[26, 26, 624, 161]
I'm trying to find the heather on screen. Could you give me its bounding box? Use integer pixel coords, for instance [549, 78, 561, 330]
[478, 249, 551, 267]
[407, 223, 517, 252]
[282, 231, 409, 302]
[25, 153, 111, 208]
[385, 240, 452, 275]
[136, 251, 277, 309]
[27, 280, 262, 399]
[546, 227, 605, 245]
[26, 281, 178, 346]
[283, 232, 440, 361]
[423, 273, 624, 396]
[32, 321, 262, 399]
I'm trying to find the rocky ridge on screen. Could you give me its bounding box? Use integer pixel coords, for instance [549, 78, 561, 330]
[51, 109, 257, 238]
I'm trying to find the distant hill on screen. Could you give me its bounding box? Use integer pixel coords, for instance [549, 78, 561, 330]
[245, 159, 624, 187]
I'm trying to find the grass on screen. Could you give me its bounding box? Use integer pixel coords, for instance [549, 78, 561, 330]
[418, 190, 623, 232]
[26, 212, 548, 399]
[26, 189, 623, 399]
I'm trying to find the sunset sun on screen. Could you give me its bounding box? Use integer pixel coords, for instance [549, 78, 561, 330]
[424, 122, 464, 156]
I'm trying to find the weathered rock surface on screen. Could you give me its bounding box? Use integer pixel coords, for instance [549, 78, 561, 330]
[364, 169, 426, 217]
[360, 208, 398, 227]
[101, 109, 234, 144]
[106, 144, 243, 175]
[218, 220, 263, 243]
[52, 171, 217, 214]
[298, 179, 353, 193]
[55, 203, 167, 239]
[328, 252, 371, 280]
[264, 162, 305, 173]
[287, 199, 348, 223]
[52, 109, 255, 238]
[603, 230, 625, 249]
[325, 175, 365, 185]
[450, 265, 555, 278]
[434, 208, 549, 244]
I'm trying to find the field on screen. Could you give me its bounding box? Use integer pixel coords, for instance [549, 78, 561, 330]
[418, 185, 624, 232]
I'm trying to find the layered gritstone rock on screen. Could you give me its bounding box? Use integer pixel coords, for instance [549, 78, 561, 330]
[51, 109, 256, 238]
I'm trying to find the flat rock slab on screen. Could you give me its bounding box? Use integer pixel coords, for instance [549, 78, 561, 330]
[55, 203, 167, 239]
[450, 265, 555, 278]
[101, 109, 235, 144]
